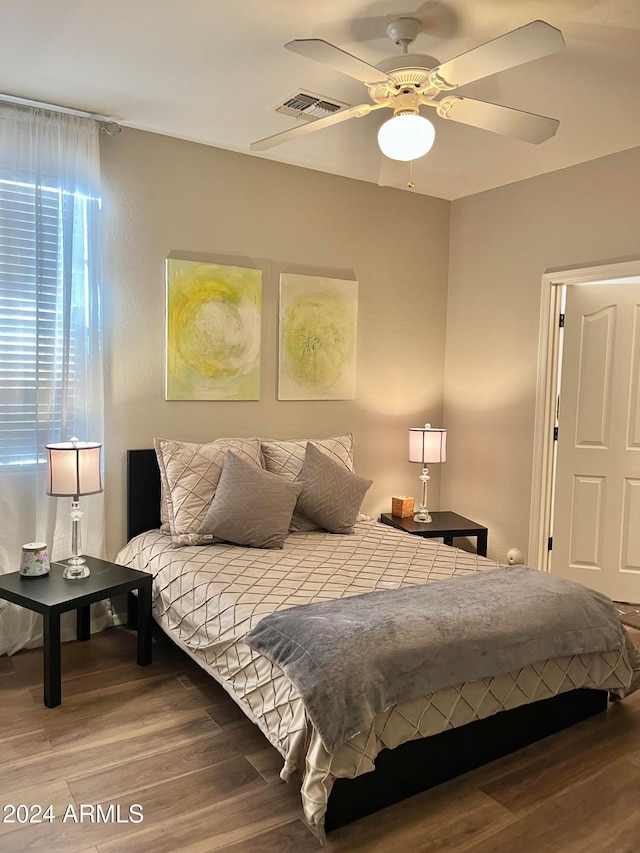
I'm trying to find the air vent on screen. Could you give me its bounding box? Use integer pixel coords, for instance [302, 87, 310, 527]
[275, 90, 350, 122]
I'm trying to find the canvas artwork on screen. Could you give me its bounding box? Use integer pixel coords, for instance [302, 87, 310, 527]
[278, 273, 358, 400]
[166, 259, 262, 400]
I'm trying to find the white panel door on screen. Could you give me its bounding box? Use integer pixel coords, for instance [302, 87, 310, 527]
[552, 284, 640, 601]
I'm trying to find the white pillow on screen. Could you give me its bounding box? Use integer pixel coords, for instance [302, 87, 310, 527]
[154, 437, 262, 546]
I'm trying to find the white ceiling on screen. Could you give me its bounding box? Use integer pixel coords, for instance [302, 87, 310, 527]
[1, 0, 640, 199]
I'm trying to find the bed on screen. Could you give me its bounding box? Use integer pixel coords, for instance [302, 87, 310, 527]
[116, 443, 640, 838]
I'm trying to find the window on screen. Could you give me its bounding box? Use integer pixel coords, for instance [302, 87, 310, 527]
[0, 104, 107, 654]
[0, 176, 96, 466]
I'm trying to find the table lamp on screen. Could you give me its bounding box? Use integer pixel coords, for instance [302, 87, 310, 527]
[408, 424, 447, 523]
[46, 437, 102, 579]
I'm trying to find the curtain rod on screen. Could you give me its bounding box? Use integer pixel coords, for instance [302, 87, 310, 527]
[0, 93, 121, 134]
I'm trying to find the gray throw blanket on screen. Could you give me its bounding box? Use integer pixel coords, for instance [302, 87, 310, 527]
[245, 566, 628, 751]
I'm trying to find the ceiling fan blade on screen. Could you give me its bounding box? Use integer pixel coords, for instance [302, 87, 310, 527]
[428, 20, 564, 90]
[436, 96, 559, 143]
[250, 103, 386, 152]
[285, 39, 392, 85]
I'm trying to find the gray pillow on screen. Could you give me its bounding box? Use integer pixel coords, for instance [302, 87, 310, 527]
[296, 442, 372, 534]
[197, 451, 302, 549]
[260, 433, 354, 533]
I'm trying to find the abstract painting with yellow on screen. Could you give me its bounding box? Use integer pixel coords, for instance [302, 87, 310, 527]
[166, 259, 262, 400]
[279, 273, 358, 400]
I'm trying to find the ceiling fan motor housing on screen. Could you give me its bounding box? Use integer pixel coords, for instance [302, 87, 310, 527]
[376, 53, 438, 81]
[370, 54, 441, 103]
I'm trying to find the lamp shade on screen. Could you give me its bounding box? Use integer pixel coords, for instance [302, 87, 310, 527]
[46, 439, 102, 497]
[378, 114, 435, 162]
[409, 425, 447, 465]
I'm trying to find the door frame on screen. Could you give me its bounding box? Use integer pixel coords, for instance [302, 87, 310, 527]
[528, 258, 640, 572]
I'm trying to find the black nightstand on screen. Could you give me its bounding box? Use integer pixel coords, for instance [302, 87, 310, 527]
[380, 511, 488, 557]
[0, 556, 152, 707]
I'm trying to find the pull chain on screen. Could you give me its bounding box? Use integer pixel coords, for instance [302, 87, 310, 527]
[408, 160, 414, 189]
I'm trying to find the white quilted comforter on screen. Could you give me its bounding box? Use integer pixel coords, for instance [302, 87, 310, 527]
[116, 519, 640, 836]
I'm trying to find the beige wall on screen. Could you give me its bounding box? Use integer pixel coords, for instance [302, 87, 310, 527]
[100, 128, 450, 558]
[443, 145, 640, 563]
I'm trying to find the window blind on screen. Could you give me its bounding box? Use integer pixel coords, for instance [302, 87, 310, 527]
[0, 178, 74, 465]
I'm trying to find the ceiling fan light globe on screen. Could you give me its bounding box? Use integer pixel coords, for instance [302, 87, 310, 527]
[377, 114, 435, 161]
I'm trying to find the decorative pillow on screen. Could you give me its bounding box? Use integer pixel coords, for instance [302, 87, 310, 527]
[260, 433, 354, 531]
[198, 452, 303, 549]
[296, 442, 372, 534]
[154, 437, 262, 546]
[159, 472, 172, 535]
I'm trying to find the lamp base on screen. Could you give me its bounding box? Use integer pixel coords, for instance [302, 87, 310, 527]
[414, 510, 432, 523]
[63, 558, 90, 580]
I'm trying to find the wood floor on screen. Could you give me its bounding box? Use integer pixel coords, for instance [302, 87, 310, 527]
[2, 626, 640, 853]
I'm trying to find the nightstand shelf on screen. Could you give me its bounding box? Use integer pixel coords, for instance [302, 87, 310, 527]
[0, 556, 152, 707]
[380, 511, 488, 557]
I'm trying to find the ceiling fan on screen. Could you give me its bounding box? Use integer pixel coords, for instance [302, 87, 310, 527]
[250, 18, 564, 163]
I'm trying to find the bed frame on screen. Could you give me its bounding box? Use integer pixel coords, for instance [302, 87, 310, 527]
[127, 449, 609, 831]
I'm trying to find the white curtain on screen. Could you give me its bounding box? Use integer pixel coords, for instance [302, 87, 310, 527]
[0, 104, 112, 655]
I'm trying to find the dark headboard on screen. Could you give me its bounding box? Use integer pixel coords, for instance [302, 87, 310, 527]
[127, 449, 161, 541]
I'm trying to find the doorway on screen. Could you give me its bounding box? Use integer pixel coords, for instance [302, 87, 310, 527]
[529, 260, 640, 602]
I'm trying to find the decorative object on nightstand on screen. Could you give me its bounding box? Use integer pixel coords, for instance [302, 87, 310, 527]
[391, 496, 414, 518]
[46, 438, 102, 580]
[408, 424, 447, 523]
[20, 542, 50, 577]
